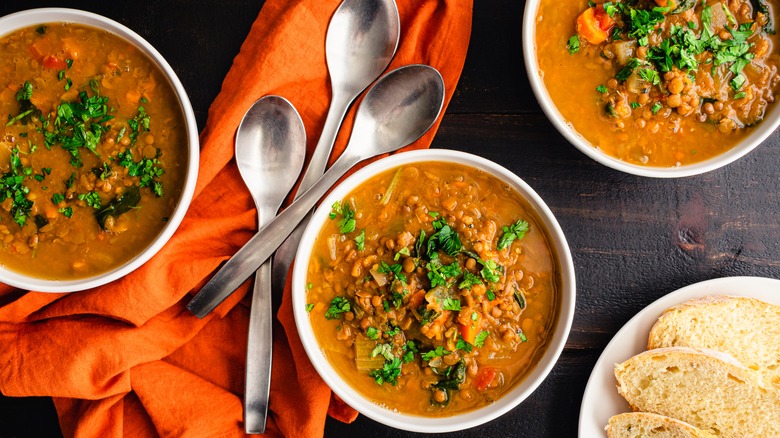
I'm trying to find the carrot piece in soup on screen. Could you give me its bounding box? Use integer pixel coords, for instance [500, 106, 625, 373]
[459, 311, 482, 345]
[576, 7, 615, 45]
[42, 55, 68, 70]
[473, 367, 497, 392]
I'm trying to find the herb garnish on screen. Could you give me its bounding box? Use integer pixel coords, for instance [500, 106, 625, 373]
[329, 200, 356, 233]
[0, 148, 34, 226]
[497, 219, 530, 250]
[324, 296, 351, 320]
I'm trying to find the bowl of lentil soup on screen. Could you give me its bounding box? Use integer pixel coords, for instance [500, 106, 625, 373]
[0, 9, 198, 291]
[292, 150, 575, 432]
[524, 0, 780, 177]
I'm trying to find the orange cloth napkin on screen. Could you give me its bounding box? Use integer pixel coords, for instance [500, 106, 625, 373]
[0, 0, 472, 436]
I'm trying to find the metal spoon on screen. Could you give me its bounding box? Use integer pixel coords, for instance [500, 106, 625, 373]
[187, 65, 445, 317]
[272, 0, 399, 312]
[234, 96, 306, 434]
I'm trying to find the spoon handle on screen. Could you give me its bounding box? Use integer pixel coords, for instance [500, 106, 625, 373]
[244, 261, 272, 434]
[187, 151, 359, 318]
[271, 91, 353, 301]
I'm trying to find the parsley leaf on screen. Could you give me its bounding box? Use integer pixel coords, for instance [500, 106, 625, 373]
[324, 296, 350, 320]
[497, 219, 530, 251]
[329, 200, 356, 233]
[426, 259, 461, 288]
[474, 331, 489, 348]
[567, 35, 580, 55]
[442, 298, 462, 311]
[354, 229, 365, 251]
[369, 356, 402, 385]
[421, 346, 450, 361]
[426, 215, 462, 257]
[402, 341, 418, 363]
[378, 261, 407, 284]
[458, 271, 483, 289]
[480, 259, 502, 283]
[366, 327, 380, 340]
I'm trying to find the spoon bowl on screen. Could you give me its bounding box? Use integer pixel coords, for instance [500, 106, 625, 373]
[234, 95, 306, 434]
[187, 64, 445, 318]
[326, 0, 399, 97]
[236, 97, 307, 215]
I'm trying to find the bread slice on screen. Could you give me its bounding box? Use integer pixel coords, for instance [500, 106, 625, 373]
[647, 295, 780, 384]
[606, 412, 716, 438]
[614, 347, 780, 437]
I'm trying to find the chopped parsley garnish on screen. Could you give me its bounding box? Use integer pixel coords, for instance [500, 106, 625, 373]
[480, 259, 502, 283]
[421, 346, 450, 361]
[596, 84, 608, 94]
[0, 148, 34, 225]
[474, 331, 489, 348]
[127, 105, 151, 145]
[378, 261, 407, 284]
[616, 58, 643, 82]
[328, 200, 356, 233]
[324, 296, 351, 320]
[486, 289, 496, 301]
[458, 271, 483, 289]
[425, 214, 462, 257]
[366, 327, 380, 340]
[567, 35, 581, 55]
[426, 259, 461, 288]
[369, 356, 402, 386]
[393, 247, 410, 261]
[638, 68, 661, 86]
[354, 229, 365, 251]
[58, 206, 73, 218]
[369, 344, 402, 385]
[518, 330, 528, 343]
[305, 303, 315, 313]
[455, 338, 473, 353]
[497, 219, 530, 251]
[117, 149, 165, 197]
[651, 102, 663, 114]
[442, 298, 462, 311]
[78, 191, 102, 209]
[402, 341, 418, 363]
[622, 4, 669, 46]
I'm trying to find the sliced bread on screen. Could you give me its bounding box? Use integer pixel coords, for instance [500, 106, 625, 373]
[606, 412, 716, 438]
[614, 347, 780, 438]
[647, 295, 780, 384]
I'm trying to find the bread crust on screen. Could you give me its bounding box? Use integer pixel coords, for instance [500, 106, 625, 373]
[606, 412, 716, 438]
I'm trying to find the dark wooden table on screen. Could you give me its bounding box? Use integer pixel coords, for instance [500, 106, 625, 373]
[1, 1, 779, 437]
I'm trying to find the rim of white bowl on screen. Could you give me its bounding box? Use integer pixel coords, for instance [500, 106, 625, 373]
[0, 8, 199, 292]
[292, 149, 576, 433]
[522, 0, 780, 178]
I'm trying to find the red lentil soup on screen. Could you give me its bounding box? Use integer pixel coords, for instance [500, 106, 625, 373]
[535, 0, 780, 167]
[0, 23, 187, 279]
[305, 162, 561, 416]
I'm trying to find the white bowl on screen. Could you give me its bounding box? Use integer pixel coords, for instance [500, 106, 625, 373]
[0, 8, 199, 292]
[292, 149, 575, 432]
[522, 0, 780, 178]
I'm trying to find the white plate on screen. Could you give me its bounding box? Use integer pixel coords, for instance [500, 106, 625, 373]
[578, 276, 780, 437]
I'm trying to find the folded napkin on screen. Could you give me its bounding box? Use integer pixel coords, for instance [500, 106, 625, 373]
[0, 0, 472, 436]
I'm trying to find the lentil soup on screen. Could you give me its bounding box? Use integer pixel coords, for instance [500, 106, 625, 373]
[535, 0, 780, 167]
[0, 23, 187, 279]
[305, 161, 561, 416]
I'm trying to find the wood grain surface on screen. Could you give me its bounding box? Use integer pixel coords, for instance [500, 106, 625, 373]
[1, 1, 779, 437]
